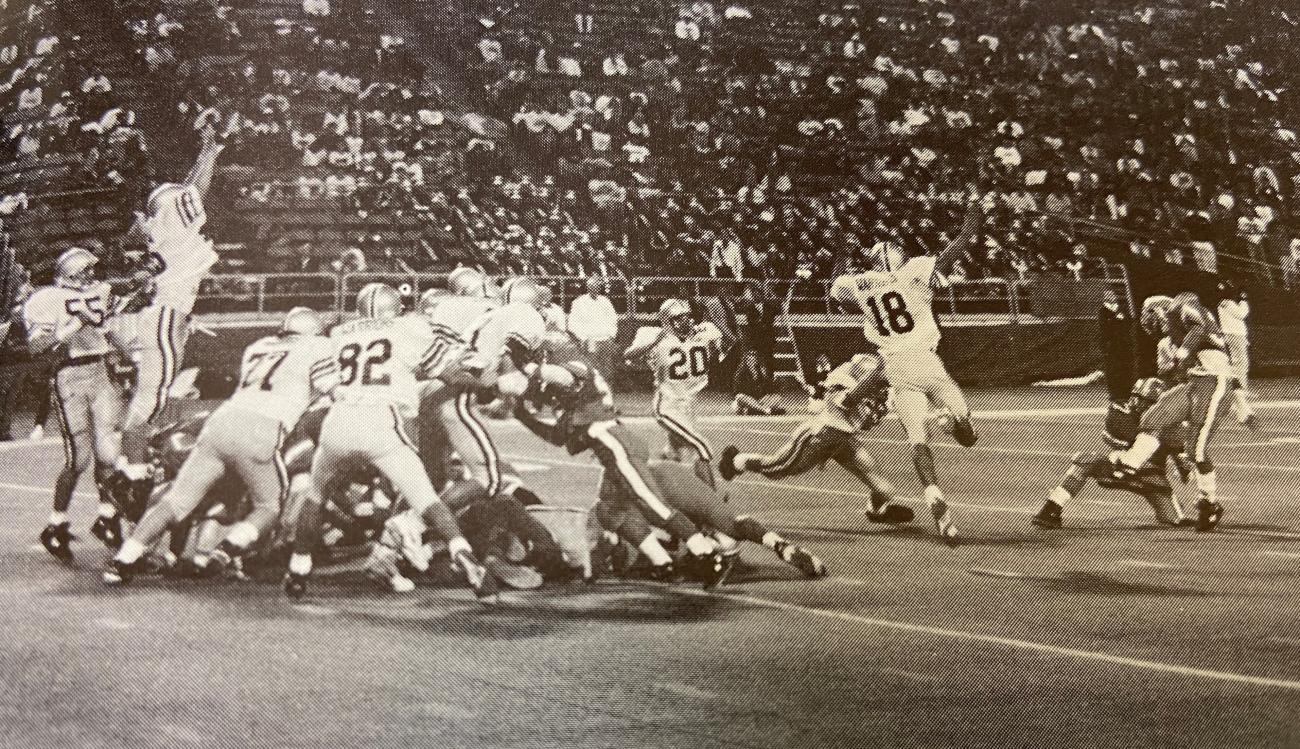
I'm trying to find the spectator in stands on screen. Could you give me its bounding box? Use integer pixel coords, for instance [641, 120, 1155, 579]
[567, 275, 619, 378]
[1283, 239, 1300, 290]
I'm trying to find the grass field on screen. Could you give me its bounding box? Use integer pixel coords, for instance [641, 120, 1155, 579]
[1, 382, 1299, 749]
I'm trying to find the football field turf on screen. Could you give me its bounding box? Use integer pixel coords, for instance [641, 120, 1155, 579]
[2, 383, 1299, 749]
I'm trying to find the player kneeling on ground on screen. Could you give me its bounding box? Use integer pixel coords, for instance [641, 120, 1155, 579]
[103, 307, 336, 584]
[719, 352, 913, 527]
[1034, 377, 1194, 529]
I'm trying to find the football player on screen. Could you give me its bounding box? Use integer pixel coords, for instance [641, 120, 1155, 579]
[1033, 377, 1193, 529]
[624, 298, 723, 489]
[828, 200, 983, 546]
[23, 247, 128, 562]
[117, 125, 224, 479]
[718, 352, 915, 526]
[294, 283, 497, 600]
[1110, 293, 1237, 531]
[102, 307, 336, 584]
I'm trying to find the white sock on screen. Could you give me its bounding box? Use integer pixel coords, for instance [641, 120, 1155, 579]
[637, 536, 673, 566]
[761, 531, 783, 550]
[1120, 433, 1160, 469]
[713, 532, 739, 553]
[96, 503, 117, 519]
[1196, 470, 1217, 502]
[288, 553, 313, 576]
[446, 536, 472, 560]
[48, 511, 68, 526]
[924, 485, 944, 505]
[116, 538, 147, 564]
[734, 453, 754, 473]
[223, 521, 259, 550]
[1048, 486, 1071, 508]
[685, 532, 718, 556]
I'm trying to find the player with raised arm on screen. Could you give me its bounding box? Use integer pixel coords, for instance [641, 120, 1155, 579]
[23, 248, 128, 562]
[116, 125, 224, 482]
[624, 298, 723, 489]
[828, 200, 983, 546]
[102, 307, 336, 584]
[1110, 293, 1237, 532]
[718, 352, 914, 526]
[292, 283, 496, 600]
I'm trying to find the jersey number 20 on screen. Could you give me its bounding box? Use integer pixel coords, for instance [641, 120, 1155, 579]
[338, 339, 392, 386]
[865, 291, 914, 337]
[668, 346, 709, 379]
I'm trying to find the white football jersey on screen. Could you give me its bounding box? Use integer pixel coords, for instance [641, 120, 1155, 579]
[22, 284, 113, 357]
[831, 255, 941, 355]
[143, 184, 217, 313]
[649, 322, 721, 399]
[429, 295, 499, 337]
[465, 302, 546, 380]
[328, 315, 450, 417]
[228, 333, 337, 429]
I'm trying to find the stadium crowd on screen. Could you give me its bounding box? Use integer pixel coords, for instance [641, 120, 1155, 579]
[0, 0, 1298, 288]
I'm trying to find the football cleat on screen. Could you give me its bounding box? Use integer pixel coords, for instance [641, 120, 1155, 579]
[101, 558, 142, 586]
[691, 550, 737, 589]
[380, 513, 432, 573]
[1242, 414, 1260, 432]
[283, 572, 309, 600]
[1031, 501, 1063, 530]
[484, 556, 544, 590]
[89, 515, 124, 550]
[1195, 500, 1224, 533]
[951, 418, 978, 447]
[718, 445, 742, 482]
[865, 492, 914, 524]
[931, 499, 960, 547]
[454, 550, 500, 604]
[776, 542, 826, 578]
[39, 523, 75, 564]
[645, 561, 678, 582]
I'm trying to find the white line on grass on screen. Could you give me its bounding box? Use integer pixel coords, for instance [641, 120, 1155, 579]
[657, 584, 1300, 692]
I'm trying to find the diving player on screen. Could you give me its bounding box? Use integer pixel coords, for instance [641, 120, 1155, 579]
[23, 247, 127, 562]
[828, 200, 983, 546]
[624, 298, 723, 489]
[102, 307, 336, 584]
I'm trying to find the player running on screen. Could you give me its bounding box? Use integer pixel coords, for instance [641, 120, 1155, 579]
[102, 307, 336, 584]
[1110, 293, 1237, 532]
[23, 248, 128, 562]
[1033, 377, 1193, 529]
[624, 298, 723, 489]
[293, 283, 496, 600]
[718, 352, 914, 526]
[117, 125, 224, 480]
[828, 201, 983, 546]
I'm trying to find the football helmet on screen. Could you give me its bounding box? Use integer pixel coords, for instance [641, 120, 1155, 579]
[659, 298, 693, 338]
[55, 247, 98, 290]
[356, 283, 403, 320]
[1139, 295, 1175, 336]
[417, 287, 447, 317]
[869, 241, 909, 274]
[501, 277, 546, 309]
[447, 267, 489, 297]
[1130, 377, 1165, 406]
[281, 306, 323, 336]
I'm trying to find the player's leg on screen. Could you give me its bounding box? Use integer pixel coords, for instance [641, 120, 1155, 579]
[86, 366, 128, 547]
[719, 420, 829, 482]
[833, 434, 913, 524]
[655, 392, 716, 488]
[1115, 383, 1191, 472]
[895, 386, 959, 546]
[120, 305, 186, 470]
[1034, 451, 1105, 528]
[927, 361, 977, 447]
[104, 439, 226, 584]
[435, 391, 504, 510]
[213, 419, 288, 568]
[40, 370, 93, 562]
[1186, 375, 1232, 531]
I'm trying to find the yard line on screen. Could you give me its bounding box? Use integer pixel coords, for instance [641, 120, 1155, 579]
[655, 584, 1300, 692]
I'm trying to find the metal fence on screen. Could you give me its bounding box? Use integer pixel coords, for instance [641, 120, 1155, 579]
[191, 271, 1133, 321]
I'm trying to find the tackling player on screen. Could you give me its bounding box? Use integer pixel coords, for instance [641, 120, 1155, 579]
[828, 200, 983, 546]
[102, 307, 336, 584]
[624, 298, 723, 489]
[23, 247, 128, 562]
[117, 124, 224, 479]
[718, 352, 914, 526]
[1110, 293, 1237, 531]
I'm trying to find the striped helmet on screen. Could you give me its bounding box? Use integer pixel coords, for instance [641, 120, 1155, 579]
[55, 247, 98, 290]
[447, 267, 489, 297]
[281, 306, 323, 336]
[355, 283, 403, 320]
[501, 277, 546, 309]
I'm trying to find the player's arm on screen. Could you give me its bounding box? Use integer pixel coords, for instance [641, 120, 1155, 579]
[308, 345, 340, 399]
[622, 328, 665, 361]
[1172, 306, 1210, 366]
[840, 360, 887, 412]
[183, 124, 225, 199]
[934, 199, 984, 276]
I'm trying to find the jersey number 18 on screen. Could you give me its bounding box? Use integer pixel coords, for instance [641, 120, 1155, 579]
[865, 291, 915, 337]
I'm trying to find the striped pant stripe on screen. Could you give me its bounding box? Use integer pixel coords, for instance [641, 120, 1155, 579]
[147, 306, 180, 424]
[755, 423, 816, 476]
[1193, 375, 1228, 462]
[456, 391, 501, 495]
[588, 422, 675, 521]
[52, 374, 76, 471]
[654, 392, 713, 460]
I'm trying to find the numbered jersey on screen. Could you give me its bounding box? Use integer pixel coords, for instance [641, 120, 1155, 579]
[651, 323, 721, 399]
[143, 183, 217, 314]
[229, 333, 337, 429]
[1166, 294, 1231, 378]
[22, 284, 113, 358]
[329, 315, 451, 417]
[831, 255, 941, 356]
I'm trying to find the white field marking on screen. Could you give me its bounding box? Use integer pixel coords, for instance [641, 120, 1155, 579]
[1116, 559, 1181, 570]
[1222, 437, 1300, 448]
[655, 584, 1300, 692]
[509, 462, 552, 473]
[291, 603, 338, 616]
[653, 682, 719, 701]
[0, 481, 97, 499]
[969, 567, 1047, 580]
[417, 702, 477, 721]
[91, 617, 134, 631]
[1259, 550, 1300, 561]
[0, 437, 59, 453]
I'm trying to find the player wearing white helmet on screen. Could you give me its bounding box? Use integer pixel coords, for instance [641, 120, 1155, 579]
[117, 125, 225, 479]
[624, 298, 723, 488]
[23, 247, 128, 562]
[829, 199, 983, 546]
[102, 306, 337, 584]
[293, 283, 497, 600]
